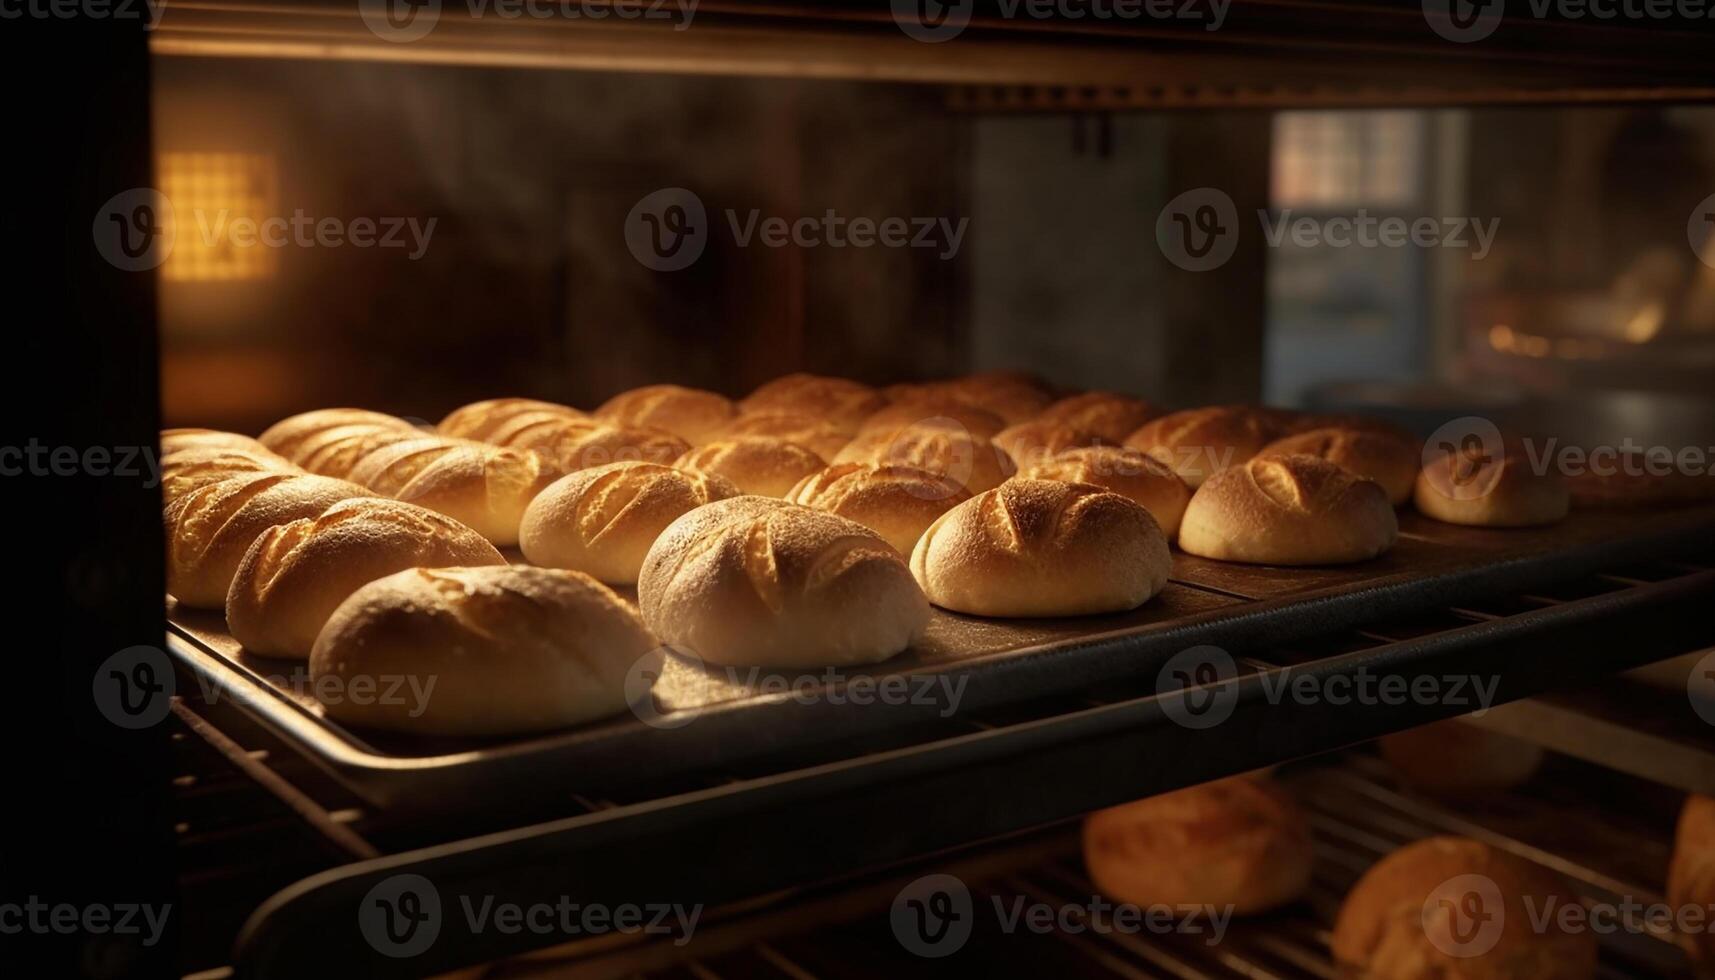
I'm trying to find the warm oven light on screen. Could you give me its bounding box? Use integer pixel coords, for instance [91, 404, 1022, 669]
[158, 152, 279, 283]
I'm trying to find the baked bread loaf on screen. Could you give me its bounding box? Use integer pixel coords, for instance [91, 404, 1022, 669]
[857, 399, 1007, 440]
[437, 397, 584, 441]
[937, 371, 1055, 424]
[1021, 446, 1191, 538]
[595, 384, 736, 446]
[991, 419, 1107, 470]
[1037, 391, 1157, 444]
[162, 428, 283, 460]
[345, 437, 561, 546]
[489, 415, 691, 473]
[1125, 405, 1288, 488]
[785, 462, 971, 555]
[226, 497, 505, 659]
[1416, 444, 1570, 527]
[310, 565, 656, 735]
[739, 373, 887, 432]
[835, 421, 1014, 495]
[258, 408, 416, 460]
[910, 478, 1170, 617]
[716, 412, 853, 460]
[1379, 719, 1544, 797]
[166, 472, 373, 607]
[1083, 775, 1311, 915]
[1179, 454, 1398, 565]
[675, 437, 827, 497]
[638, 496, 928, 667]
[1259, 426, 1419, 506]
[1669, 795, 1715, 967]
[520, 461, 739, 584]
[162, 448, 297, 505]
[1332, 836, 1597, 980]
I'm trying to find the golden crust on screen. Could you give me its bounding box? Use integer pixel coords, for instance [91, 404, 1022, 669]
[1260, 426, 1418, 506]
[1037, 391, 1158, 444]
[834, 421, 1014, 495]
[1178, 454, 1398, 565]
[992, 419, 1108, 471]
[738, 373, 887, 432]
[1124, 405, 1290, 488]
[785, 462, 970, 555]
[675, 437, 827, 497]
[346, 436, 561, 546]
[436, 397, 584, 441]
[1415, 447, 1569, 527]
[595, 384, 737, 446]
[717, 412, 854, 460]
[1021, 446, 1191, 538]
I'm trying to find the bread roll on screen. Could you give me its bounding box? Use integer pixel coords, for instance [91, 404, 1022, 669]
[258, 409, 415, 459]
[910, 478, 1170, 617]
[346, 437, 561, 546]
[166, 472, 373, 608]
[1669, 795, 1715, 967]
[675, 437, 827, 497]
[857, 399, 1007, 440]
[835, 421, 1014, 495]
[1083, 775, 1311, 915]
[1415, 445, 1569, 527]
[638, 496, 928, 667]
[1179, 454, 1398, 565]
[226, 498, 505, 659]
[1379, 719, 1544, 797]
[938, 372, 1054, 424]
[1021, 446, 1191, 538]
[785, 462, 971, 555]
[1037, 391, 1158, 444]
[437, 397, 584, 441]
[490, 415, 691, 473]
[1332, 836, 1597, 980]
[595, 384, 736, 446]
[991, 419, 1107, 470]
[162, 428, 283, 460]
[276, 423, 424, 480]
[716, 413, 852, 460]
[162, 447, 296, 505]
[310, 566, 655, 735]
[739, 373, 886, 432]
[1124, 405, 1288, 488]
[1260, 426, 1418, 506]
[520, 461, 739, 584]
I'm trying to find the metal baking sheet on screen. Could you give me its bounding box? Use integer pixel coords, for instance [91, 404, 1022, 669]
[166, 505, 1715, 811]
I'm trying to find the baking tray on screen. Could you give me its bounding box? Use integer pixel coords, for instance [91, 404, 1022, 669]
[167, 506, 1715, 811]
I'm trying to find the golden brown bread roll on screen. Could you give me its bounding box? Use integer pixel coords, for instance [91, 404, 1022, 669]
[1037, 391, 1158, 444]
[785, 462, 971, 555]
[1415, 445, 1569, 527]
[638, 496, 928, 667]
[1379, 719, 1544, 797]
[1669, 795, 1715, 967]
[857, 399, 1007, 440]
[1259, 426, 1419, 506]
[910, 478, 1170, 617]
[716, 412, 853, 460]
[310, 566, 655, 735]
[1124, 405, 1288, 488]
[487, 414, 691, 473]
[162, 448, 298, 505]
[1179, 454, 1398, 565]
[835, 421, 1014, 495]
[258, 408, 416, 460]
[595, 384, 737, 446]
[436, 397, 584, 441]
[937, 372, 1055, 424]
[161, 428, 284, 460]
[739, 373, 887, 432]
[519, 461, 739, 585]
[1083, 775, 1311, 915]
[279, 424, 425, 480]
[166, 472, 373, 608]
[1020, 446, 1191, 538]
[225, 498, 505, 659]
[991, 419, 1107, 471]
[675, 437, 827, 497]
[1332, 836, 1597, 980]
[344, 437, 560, 547]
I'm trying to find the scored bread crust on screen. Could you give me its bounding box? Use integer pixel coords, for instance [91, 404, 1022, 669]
[162, 428, 285, 461]
[346, 436, 561, 546]
[1259, 426, 1419, 506]
[519, 461, 739, 585]
[637, 496, 929, 667]
[834, 421, 1015, 495]
[309, 565, 656, 736]
[594, 384, 737, 446]
[738, 373, 887, 432]
[991, 418, 1107, 471]
[1083, 776, 1312, 915]
[1037, 391, 1158, 444]
[716, 412, 854, 460]
[1331, 836, 1598, 980]
[934, 372, 1055, 424]
[258, 409, 416, 462]
[162, 447, 298, 505]
[280, 424, 424, 480]
[909, 478, 1170, 617]
[785, 462, 971, 555]
[225, 497, 504, 659]
[675, 437, 827, 497]
[1021, 446, 1191, 538]
[1178, 454, 1398, 565]
[484, 414, 691, 473]
[166, 472, 373, 608]
[437, 397, 584, 441]
[1415, 449, 1571, 527]
[1124, 405, 1289, 488]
